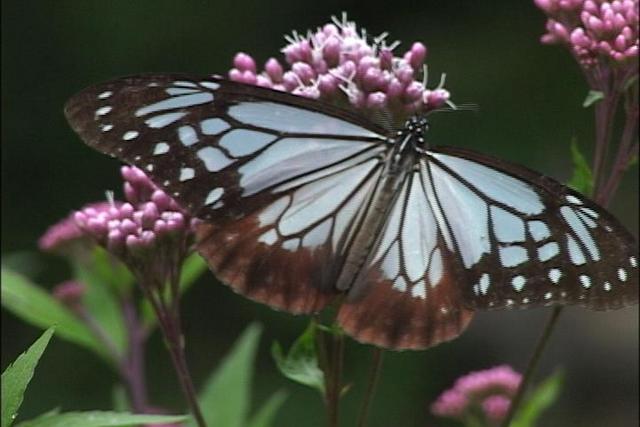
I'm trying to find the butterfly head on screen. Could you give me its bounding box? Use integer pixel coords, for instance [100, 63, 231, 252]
[395, 116, 430, 153]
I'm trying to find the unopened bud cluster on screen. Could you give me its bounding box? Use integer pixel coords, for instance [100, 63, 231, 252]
[229, 14, 451, 117]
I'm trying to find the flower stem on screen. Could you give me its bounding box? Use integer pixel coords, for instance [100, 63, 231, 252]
[499, 305, 563, 427]
[356, 348, 384, 427]
[326, 332, 344, 427]
[141, 278, 207, 427]
[121, 298, 149, 413]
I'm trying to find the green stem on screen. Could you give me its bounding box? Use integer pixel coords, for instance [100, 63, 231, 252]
[356, 348, 384, 427]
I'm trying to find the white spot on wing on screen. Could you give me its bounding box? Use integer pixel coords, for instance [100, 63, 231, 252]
[566, 235, 586, 265]
[166, 87, 199, 95]
[179, 167, 195, 181]
[227, 101, 381, 138]
[153, 142, 170, 155]
[566, 195, 583, 205]
[200, 81, 220, 90]
[205, 187, 224, 205]
[537, 242, 559, 262]
[123, 131, 139, 141]
[97, 91, 112, 99]
[302, 218, 332, 248]
[258, 196, 289, 226]
[135, 92, 213, 117]
[579, 275, 591, 288]
[618, 268, 627, 282]
[499, 245, 528, 267]
[603, 282, 612, 291]
[145, 112, 187, 128]
[96, 106, 112, 116]
[477, 273, 490, 295]
[200, 118, 230, 135]
[428, 248, 443, 286]
[174, 80, 198, 88]
[178, 125, 198, 146]
[258, 229, 278, 245]
[491, 206, 525, 242]
[100, 124, 113, 132]
[548, 268, 562, 284]
[197, 147, 234, 171]
[411, 281, 426, 299]
[511, 275, 526, 292]
[219, 129, 276, 156]
[392, 276, 407, 292]
[528, 220, 551, 242]
[630, 256, 637, 268]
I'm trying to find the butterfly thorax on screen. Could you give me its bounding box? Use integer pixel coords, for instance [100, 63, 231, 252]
[335, 118, 427, 291]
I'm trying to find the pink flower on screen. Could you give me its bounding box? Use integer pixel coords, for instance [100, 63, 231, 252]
[72, 166, 197, 283]
[536, 0, 639, 66]
[227, 13, 452, 120]
[431, 365, 522, 425]
[52, 280, 85, 312]
[39, 202, 113, 256]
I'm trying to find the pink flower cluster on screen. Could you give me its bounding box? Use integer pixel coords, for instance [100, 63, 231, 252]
[39, 202, 111, 255]
[535, 0, 639, 66]
[431, 365, 522, 424]
[228, 14, 451, 117]
[73, 166, 196, 261]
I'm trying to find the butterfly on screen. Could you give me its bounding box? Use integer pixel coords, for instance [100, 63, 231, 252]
[64, 74, 639, 350]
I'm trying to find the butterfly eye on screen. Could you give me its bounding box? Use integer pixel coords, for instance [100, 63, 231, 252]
[65, 74, 638, 350]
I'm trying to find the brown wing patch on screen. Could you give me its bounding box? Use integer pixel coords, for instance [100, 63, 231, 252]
[338, 263, 474, 351]
[196, 218, 340, 314]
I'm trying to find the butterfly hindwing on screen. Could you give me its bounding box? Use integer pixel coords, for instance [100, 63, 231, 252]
[338, 169, 474, 349]
[426, 146, 639, 311]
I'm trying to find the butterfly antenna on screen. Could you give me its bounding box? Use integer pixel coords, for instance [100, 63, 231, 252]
[105, 190, 116, 207]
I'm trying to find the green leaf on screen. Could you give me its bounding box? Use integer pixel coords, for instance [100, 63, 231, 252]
[14, 411, 186, 427]
[511, 370, 564, 427]
[111, 386, 129, 413]
[582, 90, 604, 108]
[568, 139, 594, 196]
[0, 270, 103, 358]
[271, 322, 324, 394]
[2, 328, 55, 427]
[246, 390, 288, 427]
[141, 252, 207, 329]
[188, 323, 263, 427]
[72, 248, 128, 358]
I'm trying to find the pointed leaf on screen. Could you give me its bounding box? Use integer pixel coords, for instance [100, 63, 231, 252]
[14, 411, 186, 427]
[246, 390, 288, 427]
[2, 328, 55, 427]
[511, 371, 564, 427]
[0, 270, 103, 358]
[271, 322, 324, 393]
[582, 90, 604, 108]
[187, 323, 262, 427]
[568, 139, 594, 196]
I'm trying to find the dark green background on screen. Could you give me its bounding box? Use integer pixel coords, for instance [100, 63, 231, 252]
[2, 1, 638, 426]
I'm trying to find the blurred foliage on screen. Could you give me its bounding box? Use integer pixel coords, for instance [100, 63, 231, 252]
[1, 328, 186, 427]
[2, 1, 637, 427]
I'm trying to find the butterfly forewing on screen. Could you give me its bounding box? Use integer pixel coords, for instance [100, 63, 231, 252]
[426, 146, 639, 311]
[64, 74, 391, 313]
